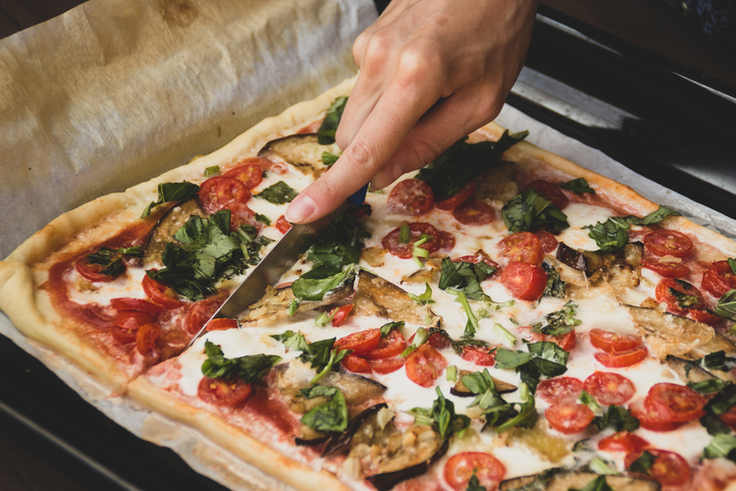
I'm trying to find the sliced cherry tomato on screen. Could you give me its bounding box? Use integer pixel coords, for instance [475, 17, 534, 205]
[341, 354, 373, 374]
[382, 222, 441, 259]
[548, 331, 577, 352]
[75, 256, 121, 283]
[387, 178, 435, 215]
[598, 431, 650, 453]
[629, 398, 684, 432]
[184, 297, 224, 334]
[641, 256, 689, 278]
[435, 182, 476, 211]
[625, 449, 691, 486]
[113, 310, 155, 331]
[222, 160, 263, 189]
[455, 253, 499, 269]
[536, 377, 583, 405]
[688, 309, 721, 326]
[369, 355, 406, 374]
[135, 323, 165, 361]
[460, 346, 496, 366]
[110, 325, 138, 344]
[405, 344, 447, 388]
[643, 229, 694, 258]
[655, 278, 704, 315]
[702, 260, 736, 298]
[228, 202, 260, 233]
[525, 180, 569, 210]
[584, 371, 636, 406]
[198, 176, 250, 213]
[110, 297, 164, 317]
[499, 262, 548, 301]
[499, 232, 544, 265]
[647, 383, 706, 423]
[594, 346, 648, 368]
[206, 318, 238, 331]
[162, 330, 190, 360]
[452, 200, 496, 226]
[275, 215, 292, 234]
[534, 231, 559, 253]
[589, 329, 643, 353]
[330, 304, 354, 327]
[719, 405, 736, 432]
[362, 330, 407, 360]
[334, 328, 381, 356]
[197, 376, 252, 407]
[437, 231, 456, 252]
[545, 403, 594, 434]
[142, 273, 186, 309]
[444, 452, 506, 491]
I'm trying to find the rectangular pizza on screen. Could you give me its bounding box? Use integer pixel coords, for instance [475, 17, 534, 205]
[3, 76, 736, 491]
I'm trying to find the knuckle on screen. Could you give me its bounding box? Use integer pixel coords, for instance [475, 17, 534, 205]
[362, 31, 393, 65]
[343, 137, 377, 169]
[395, 43, 443, 89]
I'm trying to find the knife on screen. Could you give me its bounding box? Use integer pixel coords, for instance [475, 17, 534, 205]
[187, 184, 368, 346]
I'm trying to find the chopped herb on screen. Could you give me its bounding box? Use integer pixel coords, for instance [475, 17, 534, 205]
[401, 328, 428, 357]
[628, 451, 655, 475]
[446, 365, 458, 382]
[256, 181, 298, 204]
[689, 378, 726, 394]
[712, 289, 736, 322]
[85, 246, 141, 278]
[291, 266, 356, 301]
[461, 369, 538, 432]
[700, 350, 736, 372]
[561, 178, 595, 194]
[466, 472, 487, 491]
[321, 151, 339, 166]
[541, 262, 566, 299]
[270, 330, 309, 352]
[703, 434, 736, 462]
[502, 189, 569, 235]
[585, 458, 621, 476]
[141, 181, 200, 218]
[201, 341, 281, 382]
[287, 299, 300, 316]
[408, 282, 435, 305]
[204, 165, 220, 178]
[380, 321, 404, 337]
[408, 387, 471, 440]
[399, 224, 411, 244]
[532, 301, 581, 336]
[299, 385, 348, 433]
[255, 213, 271, 226]
[625, 206, 680, 226]
[495, 341, 569, 392]
[579, 390, 602, 413]
[317, 96, 348, 145]
[438, 257, 497, 301]
[700, 382, 736, 435]
[582, 206, 680, 253]
[493, 323, 517, 347]
[592, 405, 639, 432]
[412, 234, 432, 267]
[427, 327, 489, 356]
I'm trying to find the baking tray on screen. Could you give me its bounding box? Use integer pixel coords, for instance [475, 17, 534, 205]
[2, 6, 736, 491]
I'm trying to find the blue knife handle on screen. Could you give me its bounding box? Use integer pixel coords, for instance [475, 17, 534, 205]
[348, 183, 369, 206]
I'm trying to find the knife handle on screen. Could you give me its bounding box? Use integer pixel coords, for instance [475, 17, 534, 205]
[348, 184, 369, 206]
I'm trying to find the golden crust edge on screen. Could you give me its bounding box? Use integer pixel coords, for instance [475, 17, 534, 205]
[127, 376, 352, 491]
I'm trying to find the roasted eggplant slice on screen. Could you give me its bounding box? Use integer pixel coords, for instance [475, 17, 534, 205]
[257, 134, 339, 178]
[353, 270, 441, 327]
[140, 197, 206, 266]
[365, 436, 449, 491]
[322, 403, 388, 457]
[240, 282, 353, 325]
[500, 470, 660, 491]
[451, 369, 516, 397]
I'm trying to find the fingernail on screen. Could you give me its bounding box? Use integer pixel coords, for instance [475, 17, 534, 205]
[285, 195, 315, 223]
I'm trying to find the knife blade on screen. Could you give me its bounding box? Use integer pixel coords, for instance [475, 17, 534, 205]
[187, 184, 368, 346]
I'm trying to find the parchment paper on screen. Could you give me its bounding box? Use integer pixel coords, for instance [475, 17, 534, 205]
[2, 0, 736, 489]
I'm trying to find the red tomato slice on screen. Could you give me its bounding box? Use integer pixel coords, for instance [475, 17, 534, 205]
[545, 403, 595, 434]
[594, 346, 648, 368]
[382, 222, 441, 259]
[334, 328, 381, 356]
[368, 355, 406, 374]
[647, 383, 706, 423]
[75, 256, 121, 283]
[275, 215, 292, 234]
[641, 256, 689, 278]
[629, 398, 684, 432]
[589, 329, 643, 353]
[110, 325, 138, 344]
[625, 449, 691, 486]
[525, 180, 569, 210]
[444, 452, 506, 491]
[387, 178, 435, 215]
[702, 260, 736, 298]
[227, 202, 260, 233]
[184, 297, 224, 334]
[584, 371, 636, 406]
[534, 231, 559, 253]
[460, 345, 496, 366]
[435, 182, 476, 211]
[222, 160, 264, 189]
[536, 377, 583, 405]
[455, 253, 499, 269]
[643, 229, 694, 258]
[548, 331, 577, 352]
[499, 262, 548, 301]
[341, 354, 373, 374]
[719, 405, 736, 432]
[655, 278, 705, 315]
[142, 273, 186, 309]
[362, 330, 407, 360]
[598, 431, 650, 453]
[198, 176, 250, 214]
[331, 304, 354, 327]
[110, 297, 164, 317]
[197, 376, 252, 407]
[135, 323, 165, 361]
[688, 309, 721, 326]
[112, 310, 155, 331]
[405, 344, 447, 388]
[452, 200, 496, 226]
[206, 318, 238, 331]
[499, 232, 544, 265]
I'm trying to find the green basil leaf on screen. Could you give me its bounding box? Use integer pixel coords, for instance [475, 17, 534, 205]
[408, 282, 435, 305]
[625, 206, 680, 226]
[141, 181, 200, 218]
[541, 262, 566, 299]
[291, 267, 355, 301]
[537, 301, 581, 336]
[204, 165, 220, 178]
[321, 151, 340, 166]
[256, 181, 298, 204]
[561, 178, 595, 194]
[466, 472, 487, 491]
[271, 330, 310, 353]
[300, 389, 348, 432]
[201, 341, 281, 383]
[502, 189, 569, 235]
[317, 96, 348, 145]
[703, 434, 736, 462]
[582, 217, 630, 253]
[628, 451, 655, 475]
[592, 405, 639, 432]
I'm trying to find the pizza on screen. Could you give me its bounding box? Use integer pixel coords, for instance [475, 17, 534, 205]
[3, 76, 736, 491]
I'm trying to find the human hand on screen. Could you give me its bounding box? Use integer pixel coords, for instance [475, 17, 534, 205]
[285, 0, 537, 223]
